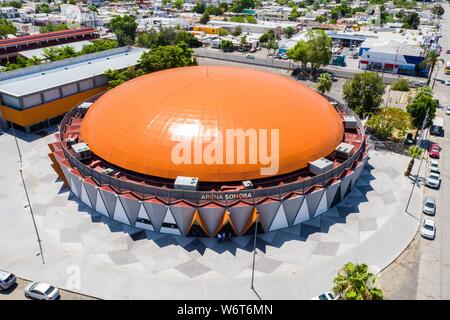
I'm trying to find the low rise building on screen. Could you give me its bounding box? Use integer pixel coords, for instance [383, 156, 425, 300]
[0, 46, 146, 133]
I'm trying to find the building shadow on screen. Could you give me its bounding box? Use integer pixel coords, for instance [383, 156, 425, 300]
[2, 125, 59, 143]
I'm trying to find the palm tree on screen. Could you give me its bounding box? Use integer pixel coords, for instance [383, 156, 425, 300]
[422, 50, 444, 86]
[333, 262, 383, 300]
[404, 145, 423, 176]
[317, 72, 333, 95]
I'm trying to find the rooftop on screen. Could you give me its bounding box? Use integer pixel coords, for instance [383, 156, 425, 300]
[0, 46, 147, 98]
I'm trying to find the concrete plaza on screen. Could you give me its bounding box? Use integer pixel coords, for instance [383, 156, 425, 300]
[0, 130, 421, 299]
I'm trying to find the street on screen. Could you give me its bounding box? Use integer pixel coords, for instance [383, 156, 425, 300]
[379, 2, 450, 299]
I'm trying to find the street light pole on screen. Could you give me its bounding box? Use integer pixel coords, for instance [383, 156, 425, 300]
[19, 168, 45, 264]
[250, 216, 258, 290]
[385, 46, 401, 107]
[405, 105, 430, 214]
[11, 123, 22, 167]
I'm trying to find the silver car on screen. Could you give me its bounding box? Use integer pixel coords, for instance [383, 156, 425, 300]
[421, 218, 436, 240]
[0, 270, 16, 290]
[429, 160, 440, 174]
[426, 172, 441, 189]
[24, 282, 60, 300]
[423, 197, 436, 215]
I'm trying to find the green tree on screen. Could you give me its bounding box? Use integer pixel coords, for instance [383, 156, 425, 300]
[200, 12, 210, 24]
[287, 40, 310, 77]
[37, 3, 51, 14]
[406, 86, 437, 137]
[289, 7, 301, 21]
[333, 262, 383, 300]
[0, 18, 16, 38]
[104, 66, 145, 88]
[267, 39, 278, 55]
[283, 26, 296, 39]
[421, 50, 444, 86]
[343, 72, 386, 118]
[220, 39, 234, 52]
[109, 15, 138, 46]
[39, 23, 69, 33]
[139, 42, 198, 73]
[367, 107, 411, 140]
[192, 2, 205, 14]
[307, 29, 332, 76]
[432, 5, 445, 17]
[3, 55, 42, 72]
[402, 12, 420, 30]
[43, 45, 78, 61]
[230, 0, 257, 13]
[218, 28, 230, 36]
[317, 72, 332, 95]
[259, 29, 275, 44]
[391, 78, 410, 91]
[405, 145, 423, 176]
[173, 0, 184, 10]
[2, 1, 22, 9]
[232, 26, 242, 37]
[80, 39, 118, 55]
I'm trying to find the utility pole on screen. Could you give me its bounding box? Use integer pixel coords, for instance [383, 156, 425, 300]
[11, 124, 44, 264]
[405, 105, 430, 214]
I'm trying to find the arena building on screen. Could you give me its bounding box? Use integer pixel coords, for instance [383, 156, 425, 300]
[48, 66, 368, 237]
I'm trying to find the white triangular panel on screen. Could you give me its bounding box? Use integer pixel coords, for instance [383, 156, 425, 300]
[138, 204, 149, 220]
[113, 197, 130, 225]
[313, 191, 328, 217]
[293, 199, 310, 225]
[269, 204, 289, 231]
[163, 207, 176, 224]
[95, 190, 109, 217]
[70, 177, 79, 198]
[80, 183, 92, 207]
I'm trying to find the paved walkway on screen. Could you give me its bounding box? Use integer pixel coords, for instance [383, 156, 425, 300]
[0, 131, 421, 299]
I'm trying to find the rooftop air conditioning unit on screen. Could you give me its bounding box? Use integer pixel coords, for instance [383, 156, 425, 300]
[343, 115, 358, 130]
[309, 157, 334, 176]
[335, 142, 355, 159]
[102, 168, 115, 175]
[78, 102, 93, 110]
[71, 142, 91, 161]
[242, 180, 253, 189]
[65, 137, 76, 148]
[174, 176, 199, 191]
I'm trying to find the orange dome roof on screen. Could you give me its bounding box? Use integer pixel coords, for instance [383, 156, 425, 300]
[80, 66, 344, 182]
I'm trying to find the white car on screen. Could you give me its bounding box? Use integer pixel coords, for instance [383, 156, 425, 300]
[24, 282, 60, 300]
[445, 80, 450, 86]
[0, 270, 16, 290]
[421, 218, 436, 240]
[429, 159, 440, 174]
[446, 106, 450, 115]
[311, 292, 337, 300]
[426, 172, 441, 189]
[423, 197, 436, 216]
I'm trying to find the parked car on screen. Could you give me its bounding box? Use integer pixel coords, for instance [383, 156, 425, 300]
[429, 159, 440, 174]
[0, 270, 16, 290]
[404, 133, 414, 145]
[352, 52, 358, 59]
[445, 80, 450, 86]
[311, 292, 337, 300]
[426, 172, 441, 189]
[423, 197, 436, 216]
[410, 80, 426, 88]
[446, 49, 450, 54]
[428, 143, 440, 159]
[249, 48, 256, 53]
[24, 282, 60, 300]
[246, 55, 255, 59]
[446, 106, 450, 115]
[420, 218, 436, 240]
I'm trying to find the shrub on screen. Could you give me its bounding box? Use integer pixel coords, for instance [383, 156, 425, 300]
[391, 78, 410, 91]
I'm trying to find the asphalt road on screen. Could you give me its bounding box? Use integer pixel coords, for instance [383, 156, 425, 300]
[379, 4, 450, 299]
[195, 47, 427, 85]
